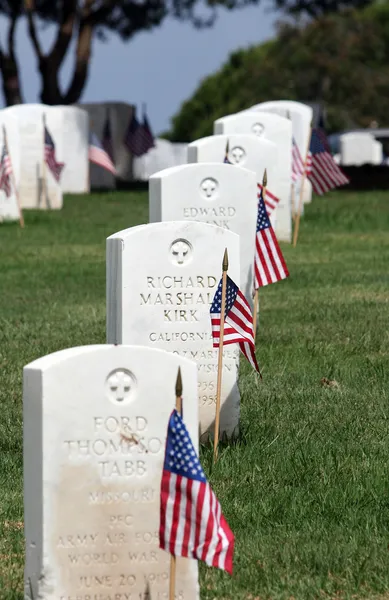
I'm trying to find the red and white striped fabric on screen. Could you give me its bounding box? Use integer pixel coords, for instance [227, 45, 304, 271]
[160, 409, 234, 574]
[0, 143, 13, 197]
[307, 129, 349, 195]
[257, 183, 279, 215]
[210, 274, 259, 372]
[254, 189, 289, 288]
[292, 137, 305, 182]
[89, 132, 117, 175]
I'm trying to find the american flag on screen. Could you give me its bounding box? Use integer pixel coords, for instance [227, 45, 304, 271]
[254, 188, 289, 288]
[257, 183, 280, 215]
[44, 126, 64, 182]
[306, 128, 349, 195]
[0, 143, 13, 197]
[102, 117, 114, 161]
[124, 111, 155, 157]
[159, 409, 234, 574]
[292, 136, 305, 182]
[210, 275, 259, 372]
[88, 132, 117, 175]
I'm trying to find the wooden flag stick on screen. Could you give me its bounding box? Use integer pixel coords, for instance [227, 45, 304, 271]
[3, 126, 24, 228]
[291, 182, 296, 221]
[213, 248, 228, 462]
[292, 125, 312, 248]
[253, 169, 267, 340]
[169, 367, 183, 600]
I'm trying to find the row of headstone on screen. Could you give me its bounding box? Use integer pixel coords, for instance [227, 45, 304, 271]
[22, 99, 313, 597]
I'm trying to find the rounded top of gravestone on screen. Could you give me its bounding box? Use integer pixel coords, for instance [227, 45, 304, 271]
[213, 113, 292, 137]
[107, 220, 240, 246]
[24, 343, 198, 375]
[251, 100, 313, 116]
[149, 161, 255, 181]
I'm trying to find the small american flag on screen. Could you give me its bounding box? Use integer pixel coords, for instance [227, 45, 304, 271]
[210, 275, 259, 372]
[0, 143, 13, 197]
[254, 188, 289, 288]
[257, 183, 280, 215]
[88, 132, 117, 175]
[160, 409, 234, 574]
[44, 126, 64, 182]
[124, 111, 155, 157]
[292, 136, 305, 182]
[306, 128, 349, 195]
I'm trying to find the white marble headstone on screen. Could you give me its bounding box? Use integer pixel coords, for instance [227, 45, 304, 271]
[340, 132, 382, 166]
[107, 221, 241, 437]
[213, 113, 292, 242]
[53, 106, 89, 193]
[187, 135, 276, 232]
[24, 344, 199, 600]
[0, 114, 20, 222]
[249, 101, 313, 203]
[149, 163, 257, 302]
[2, 104, 63, 210]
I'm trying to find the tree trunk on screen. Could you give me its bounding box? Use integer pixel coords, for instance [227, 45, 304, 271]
[0, 53, 23, 105]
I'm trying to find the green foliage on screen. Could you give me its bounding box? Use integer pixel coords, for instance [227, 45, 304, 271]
[1, 190, 389, 598]
[167, 8, 389, 141]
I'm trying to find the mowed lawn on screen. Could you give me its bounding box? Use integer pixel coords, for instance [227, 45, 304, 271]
[0, 190, 388, 599]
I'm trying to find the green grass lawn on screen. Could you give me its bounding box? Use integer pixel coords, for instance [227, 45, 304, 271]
[0, 190, 388, 599]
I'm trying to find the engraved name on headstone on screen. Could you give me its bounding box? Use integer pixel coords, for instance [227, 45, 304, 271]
[149, 163, 257, 302]
[23, 344, 199, 600]
[106, 221, 241, 437]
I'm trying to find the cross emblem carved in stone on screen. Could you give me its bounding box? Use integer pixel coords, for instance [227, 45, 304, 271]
[171, 240, 190, 265]
[107, 370, 132, 402]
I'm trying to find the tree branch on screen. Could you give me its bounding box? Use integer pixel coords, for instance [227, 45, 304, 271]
[24, 0, 43, 61]
[8, 13, 18, 60]
[47, 0, 78, 69]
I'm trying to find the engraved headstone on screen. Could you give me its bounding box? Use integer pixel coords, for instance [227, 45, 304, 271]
[23, 344, 199, 600]
[149, 163, 257, 302]
[2, 104, 63, 210]
[249, 101, 313, 203]
[212, 115, 292, 242]
[107, 221, 241, 437]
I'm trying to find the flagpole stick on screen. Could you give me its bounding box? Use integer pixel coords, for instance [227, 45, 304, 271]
[213, 248, 228, 463]
[291, 182, 296, 222]
[293, 125, 312, 248]
[3, 126, 24, 228]
[252, 288, 259, 341]
[169, 367, 183, 600]
[253, 169, 267, 341]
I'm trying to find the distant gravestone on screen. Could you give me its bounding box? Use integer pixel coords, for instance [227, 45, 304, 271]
[0, 113, 20, 222]
[106, 221, 241, 438]
[249, 101, 313, 203]
[2, 104, 63, 210]
[54, 106, 89, 194]
[23, 344, 199, 600]
[187, 134, 277, 230]
[149, 163, 257, 302]
[213, 113, 292, 242]
[340, 132, 382, 166]
[79, 102, 135, 189]
[133, 138, 188, 181]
